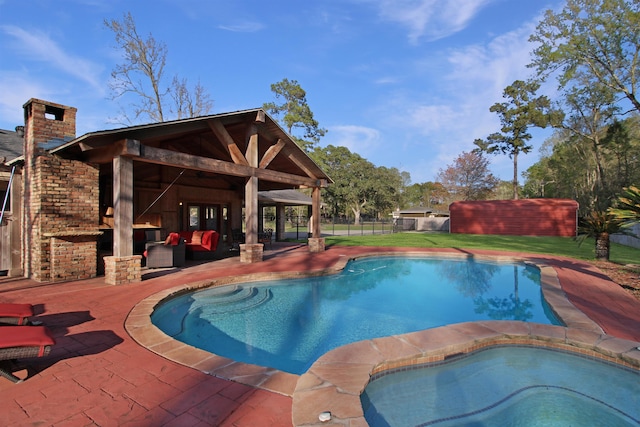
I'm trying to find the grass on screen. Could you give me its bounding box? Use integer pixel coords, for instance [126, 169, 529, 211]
[320, 232, 640, 265]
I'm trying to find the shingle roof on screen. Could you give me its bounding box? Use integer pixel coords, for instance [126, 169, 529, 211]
[0, 128, 23, 163]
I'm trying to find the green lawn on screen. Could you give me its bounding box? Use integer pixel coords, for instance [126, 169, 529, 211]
[321, 232, 640, 265]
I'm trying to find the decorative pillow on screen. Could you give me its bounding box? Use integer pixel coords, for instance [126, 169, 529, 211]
[170, 232, 181, 246]
[164, 235, 172, 245]
[191, 230, 204, 245]
[201, 231, 211, 246]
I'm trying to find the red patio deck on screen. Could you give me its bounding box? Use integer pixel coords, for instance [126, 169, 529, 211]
[1, 243, 639, 426]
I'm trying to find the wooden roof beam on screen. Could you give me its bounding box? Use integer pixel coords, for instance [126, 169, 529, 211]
[115, 139, 320, 187]
[282, 146, 319, 180]
[259, 139, 286, 169]
[207, 120, 249, 166]
[81, 139, 127, 163]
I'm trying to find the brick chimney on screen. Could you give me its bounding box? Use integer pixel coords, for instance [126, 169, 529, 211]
[23, 98, 77, 157]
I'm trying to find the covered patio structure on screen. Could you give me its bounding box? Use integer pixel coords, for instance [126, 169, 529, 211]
[12, 99, 332, 285]
[258, 189, 314, 241]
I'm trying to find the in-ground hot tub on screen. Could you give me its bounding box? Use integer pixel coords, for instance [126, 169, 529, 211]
[362, 345, 640, 426]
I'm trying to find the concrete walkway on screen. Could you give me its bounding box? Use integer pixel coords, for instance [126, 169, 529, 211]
[0, 244, 639, 426]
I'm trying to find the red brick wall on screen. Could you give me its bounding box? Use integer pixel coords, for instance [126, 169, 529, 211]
[449, 199, 578, 237]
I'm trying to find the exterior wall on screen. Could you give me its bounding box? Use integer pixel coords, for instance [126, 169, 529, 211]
[175, 185, 243, 246]
[0, 166, 22, 276]
[612, 223, 640, 248]
[449, 199, 578, 237]
[416, 217, 449, 232]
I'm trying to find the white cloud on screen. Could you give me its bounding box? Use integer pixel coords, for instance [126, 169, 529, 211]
[1, 25, 104, 93]
[218, 21, 265, 32]
[0, 73, 53, 129]
[324, 125, 381, 155]
[446, 22, 537, 96]
[357, 15, 554, 182]
[387, 18, 541, 138]
[374, 76, 400, 85]
[368, 0, 495, 43]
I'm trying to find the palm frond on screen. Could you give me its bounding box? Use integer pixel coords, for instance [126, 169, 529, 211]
[576, 210, 631, 246]
[609, 185, 640, 225]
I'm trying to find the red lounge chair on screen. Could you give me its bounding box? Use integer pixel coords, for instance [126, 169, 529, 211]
[0, 326, 55, 383]
[0, 303, 34, 325]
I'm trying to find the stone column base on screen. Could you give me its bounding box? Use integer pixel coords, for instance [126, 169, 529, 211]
[240, 243, 264, 263]
[308, 237, 325, 253]
[104, 255, 142, 285]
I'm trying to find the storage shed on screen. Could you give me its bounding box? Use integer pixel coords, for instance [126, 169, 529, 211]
[449, 199, 578, 237]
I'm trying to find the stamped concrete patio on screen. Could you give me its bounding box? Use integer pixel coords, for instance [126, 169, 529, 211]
[1, 243, 639, 426]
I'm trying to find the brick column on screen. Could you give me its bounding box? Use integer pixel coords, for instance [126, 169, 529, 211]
[104, 255, 142, 285]
[308, 237, 325, 253]
[240, 243, 263, 263]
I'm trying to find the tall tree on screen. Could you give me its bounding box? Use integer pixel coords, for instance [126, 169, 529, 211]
[437, 151, 498, 201]
[474, 80, 557, 199]
[523, 115, 640, 216]
[169, 76, 212, 120]
[557, 79, 619, 210]
[312, 145, 401, 223]
[370, 166, 405, 219]
[529, 0, 640, 114]
[105, 12, 212, 123]
[402, 183, 426, 208]
[402, 181, 448, 209]
[263, 78, 327, 152]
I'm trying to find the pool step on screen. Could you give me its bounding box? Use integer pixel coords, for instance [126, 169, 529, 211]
[189, 286, 272, 316]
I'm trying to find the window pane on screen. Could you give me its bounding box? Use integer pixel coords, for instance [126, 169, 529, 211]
[189, 206, 200, 231]
[205, 206, 218, 230]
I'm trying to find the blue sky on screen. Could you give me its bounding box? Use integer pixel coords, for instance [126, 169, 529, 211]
[0, 0, 563, 184]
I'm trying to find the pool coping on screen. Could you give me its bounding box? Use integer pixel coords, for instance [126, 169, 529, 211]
[124, 251, 640, 425]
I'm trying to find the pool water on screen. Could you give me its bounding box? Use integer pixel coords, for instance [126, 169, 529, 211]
[361, 346, 640, 426]
[152, 256, 562, 374]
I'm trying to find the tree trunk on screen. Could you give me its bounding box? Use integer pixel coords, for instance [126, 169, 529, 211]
[513, 151, 519, 200]
[351, 207, 361, 225]
[595, 233, 610, 260]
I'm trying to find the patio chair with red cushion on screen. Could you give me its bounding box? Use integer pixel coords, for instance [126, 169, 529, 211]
[143, 232, 186, 268]
[0, 325, 56, 383]
[0, 303, 35, 325]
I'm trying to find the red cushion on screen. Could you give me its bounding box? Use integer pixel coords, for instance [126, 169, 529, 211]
[0, 303, 33, 319]
[0, 326, 55, 357]
[210, 231, 220, 250]
[200, 231, 210, 246]
[169, 232, 181, 246]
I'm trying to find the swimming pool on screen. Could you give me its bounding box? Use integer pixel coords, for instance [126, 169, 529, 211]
[362, 345, 640, 426]
[151, 256, 562, 374]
